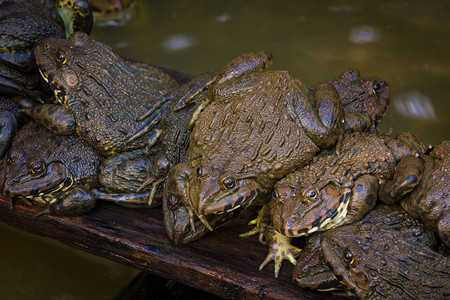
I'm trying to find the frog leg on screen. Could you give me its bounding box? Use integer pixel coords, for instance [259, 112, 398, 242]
[91, 188, 161, 208]
[239, 203, 269, 240]
[126, 107, 165, 144]
[290, 81, 345, 150]
[259, 225, 302, 278]
[342, 174, 379, 225]
[173, 70, 218, 111]
[20, 104, 76, 135]
[379, 155, 424, 205]
[343, 112, 373, 133]
[35, 185, 96, 217]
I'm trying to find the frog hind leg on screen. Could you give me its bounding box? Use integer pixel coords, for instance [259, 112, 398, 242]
[91, 188, 162, 208]
[259, 225, 302, 278]
[379, 155, 424, 205]
[20, 104, 76, 135]
[294, 81, 345, 150]
[35, 185, 96, 217]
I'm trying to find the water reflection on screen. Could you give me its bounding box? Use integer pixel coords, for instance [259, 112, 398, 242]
[394, 90, 436, 121]
[348, 25, 380, 44]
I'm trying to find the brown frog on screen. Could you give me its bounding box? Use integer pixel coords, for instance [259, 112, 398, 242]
[380, 140, 450, 248]
[0, 0, 92, 99]
[321, 223, 450, 299]
[293, 203, 437, 291]
[263, 131, 425, 277]
[29, 32, 179, 156]
[1, 121, 101, 216]
[167, 50, 349, 233]
[328, 68, 390, 132]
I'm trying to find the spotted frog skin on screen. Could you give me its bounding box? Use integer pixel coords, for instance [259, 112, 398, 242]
[293, 203, 437, 292]
[261, 131, 425, 276]
[380, 140, 450, 248]
[0, 121, 101, 216]
[321, 223, 450, 299]
[167, 51, 348, 234]
[30, 32, 179, 155]
[0, 0, 92, 99]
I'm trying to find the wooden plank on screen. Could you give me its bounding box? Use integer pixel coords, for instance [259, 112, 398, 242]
[0, 195, 342, 299]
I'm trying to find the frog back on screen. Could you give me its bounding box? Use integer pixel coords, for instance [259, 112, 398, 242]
[190, 70, 319, 188]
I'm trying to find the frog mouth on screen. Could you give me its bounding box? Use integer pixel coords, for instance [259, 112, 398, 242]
[15, 176, 74, 206]
[38, 68, 67, 105]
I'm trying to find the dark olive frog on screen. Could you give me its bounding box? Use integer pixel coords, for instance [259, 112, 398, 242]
[0, 0, 92, 99]
[30, 32, 179, 156]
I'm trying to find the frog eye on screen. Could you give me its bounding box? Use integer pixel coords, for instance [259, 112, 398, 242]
[195, 167, 201, 177]
[372, 81, 384, 93]
[343, 249, 355, 266]
[29, 161, 45, 175]
[222, 176, 236, 190]
[272, 190, 278, 200]
[56, 49, 67, 64]
[303, 187, 319, 203]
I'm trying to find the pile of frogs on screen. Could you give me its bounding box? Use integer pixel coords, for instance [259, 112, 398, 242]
[0, 1, 449, 298]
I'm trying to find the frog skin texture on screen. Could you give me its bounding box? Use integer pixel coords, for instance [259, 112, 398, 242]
[262, 131, 425, 277]
[0, 121, 101, 216]
[321, 223, 450, 299]
[31, 31, 179, 156]
[380, 140, 450, 248]
[293, 203, 437, 292]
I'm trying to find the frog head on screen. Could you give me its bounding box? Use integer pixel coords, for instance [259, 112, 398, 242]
[189, 163, 266, 217]
[34, 31, 123, 107]
[2, 148, 74, 206]
[271, 179, 351, 238]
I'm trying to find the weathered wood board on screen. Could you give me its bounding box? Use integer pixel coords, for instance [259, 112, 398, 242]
[0, 195, 343, 299]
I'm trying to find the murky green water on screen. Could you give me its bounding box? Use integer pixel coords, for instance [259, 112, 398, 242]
[2, 1, 449, 298]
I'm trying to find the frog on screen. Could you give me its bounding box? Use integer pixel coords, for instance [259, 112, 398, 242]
[166, 50, 352, 236]
[0, 0, 92, 100]
[30, 31, 179, 156]
[327, 68, 391, 132]
[262, 131, 426, 277]
[293, 203, 437, 291]
[0, 95, 31, 158]
[379, 140, 450, 248]
[0, 121, 101, 216]
[321, 223, 450, 299]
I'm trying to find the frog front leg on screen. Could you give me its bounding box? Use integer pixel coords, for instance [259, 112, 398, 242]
[35, 185, 97, 217]
[379, 155, 424, 205]
[20, 103, 76, 135]
[341, 174, 379, 225]
[259, 225, 302, 278]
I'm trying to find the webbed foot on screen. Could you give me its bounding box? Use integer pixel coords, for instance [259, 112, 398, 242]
[259, 226, 302, 278]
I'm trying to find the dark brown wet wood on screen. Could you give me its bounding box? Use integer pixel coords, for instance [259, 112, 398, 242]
[0, 195, 343, 299]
